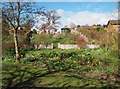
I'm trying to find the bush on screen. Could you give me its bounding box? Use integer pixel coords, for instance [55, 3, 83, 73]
[2, 56, 15, 63]
[2, 35, 14, 42]
[19, 56, 39, 63]
[77, 28, 118, 50]
[2, 48, 118, 76]
[2, 41, 15, 50]
[76, 37, 87, 48]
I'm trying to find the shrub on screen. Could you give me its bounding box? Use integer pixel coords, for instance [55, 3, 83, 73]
[2, 41, 15, 50]
[77, 27, 118, 50]
[3, 58, 15, 63]
[77, 25, 80, 27]
[2, 56, 15, 63]
[76, 37, 87, 48]
[19, 56, 39, 63]
[104, 27, 107, 32]
[2, 35, 14, 42]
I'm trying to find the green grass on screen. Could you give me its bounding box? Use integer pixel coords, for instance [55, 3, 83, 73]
[31, 34, 76, 46]
[31, 37, 75, 44]
[2, 62, 120, 88]
[2, 48, 120, 88]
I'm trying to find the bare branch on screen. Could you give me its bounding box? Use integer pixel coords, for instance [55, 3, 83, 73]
[41, 10, 61, 27]
[3, 13, 15, 28]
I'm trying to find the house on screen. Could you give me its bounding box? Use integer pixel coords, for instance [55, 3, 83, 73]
[61, 26, 70, 33]
[39, 25, 59, 34]
[107, 20, 120, 32]
[46, 25, 58, 34]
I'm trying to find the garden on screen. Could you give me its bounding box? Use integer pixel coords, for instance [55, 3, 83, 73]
[31, 33, 78, 49]
[2, 2, 120, 89]
[2, 25, 120, 88]
[2, 46, 120, 88]
[2, 26, 120, 88]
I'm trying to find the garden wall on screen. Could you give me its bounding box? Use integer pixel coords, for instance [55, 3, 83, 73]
[34, 43, 53, 49]
[86, 44, 99, 49]
[34, 43, 99, 49]
[58, 43, 79, 49]
[58, 43, 99, 49]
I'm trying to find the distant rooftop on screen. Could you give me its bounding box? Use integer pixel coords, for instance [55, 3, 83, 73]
[46, 25, 58, 30]
[107, 20, 120, 25]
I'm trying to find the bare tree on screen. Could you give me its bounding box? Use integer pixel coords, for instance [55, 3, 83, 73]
[2, 2, 45, 61]
[41, 10, 61, 27]
[70, 22, 76, 30]
[40, 23, 48, 33]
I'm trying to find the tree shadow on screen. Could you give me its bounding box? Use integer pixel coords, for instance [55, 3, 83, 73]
[2, 63, 71, 88]
[64, 75, 83, 79]
[2, 63, 120, 89]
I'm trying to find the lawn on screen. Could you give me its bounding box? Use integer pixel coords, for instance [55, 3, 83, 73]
[31, 33, 77, 46]
[2, 48, 120, 88]
[2, 62, 120, 88]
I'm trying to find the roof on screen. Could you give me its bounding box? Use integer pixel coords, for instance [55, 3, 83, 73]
[61, 26, 70, 30]
[107, 20, 120, 25]
[46, 25, 58, 31]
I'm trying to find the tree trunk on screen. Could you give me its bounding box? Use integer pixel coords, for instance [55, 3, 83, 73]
[14, 28, 20, 62]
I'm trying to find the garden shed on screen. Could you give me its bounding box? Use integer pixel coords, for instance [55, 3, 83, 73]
[61, 26, 70, 33]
